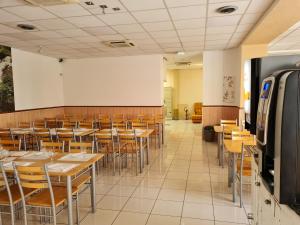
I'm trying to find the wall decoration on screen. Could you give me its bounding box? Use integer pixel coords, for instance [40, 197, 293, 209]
[223, 75, 234, 103]
[0, 45, 14, 112]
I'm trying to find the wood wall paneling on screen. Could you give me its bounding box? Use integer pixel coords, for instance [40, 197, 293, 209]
[202, 106, 239, 126]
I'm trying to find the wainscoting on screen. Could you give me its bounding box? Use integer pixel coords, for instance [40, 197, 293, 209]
[202, 105, 240, 126]
[0, 106, 164, 127]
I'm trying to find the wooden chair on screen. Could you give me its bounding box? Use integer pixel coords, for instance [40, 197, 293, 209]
[112, 121, 127, 130]
[45, 119, 58, 129]
[112, 114, 124, 123]
[78, 121, 94, 129]
[33, 120, 45, 128]
[118, 130, 140, 175]
[221, 119, 238, 126]
[144, 116, 160, 148]
[69, 141, 94, 153]
[40, 141, 64, 153]
[131, 122, 148, 130]
[191, 102, 203, 123]
[62, 121, 77, 129]
[56, 129, 75, 144]
[231, 130, 252, 208]
[0, 140, 21, 151]
[94, 130, 118, 174]
[0, 162, 36, 225]
[0, 129, 13, 140]
[34, 128, 52, 150]
[99, 118, 112, 130]
[14, 164, 79, 225]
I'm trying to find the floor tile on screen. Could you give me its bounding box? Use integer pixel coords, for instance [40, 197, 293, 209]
[123, 197, 155, 213]
[185, 191, 213, 204]
[152, 200, 183, 216]
[147, 214, 181, 225]
[97, 196, 129, 210]
[112, 211, 149, 225]
[132, 187, 160, 199]
[214, 205, 249, 224]
[181, 217, 215, 225]
[158, 188, 185, 201]
[107, 185, 136, 197]
[182, 202, 214, 220]
[81, 209, 119, 225]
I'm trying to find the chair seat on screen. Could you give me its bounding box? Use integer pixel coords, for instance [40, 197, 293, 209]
[26, 186, 78, 207]
[0, 184, 36, 205]
[72, 174, 91, 189]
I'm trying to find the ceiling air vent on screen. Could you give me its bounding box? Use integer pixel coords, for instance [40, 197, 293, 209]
[175, 61, 191, 66]
[103, 40, 135, 48]
[24, 0, 79, 6]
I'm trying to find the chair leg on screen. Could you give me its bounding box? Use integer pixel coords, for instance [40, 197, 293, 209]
[76, 194, 80, 225]
[118, 150, 121, 175]
[240, 176, 243, 208]
[10, 204, 15, 225]
[113, 152, 116, 176]
[135, 153, 138, 176]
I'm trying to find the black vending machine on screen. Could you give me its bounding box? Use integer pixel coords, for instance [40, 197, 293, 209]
[256, 69, 300, 215]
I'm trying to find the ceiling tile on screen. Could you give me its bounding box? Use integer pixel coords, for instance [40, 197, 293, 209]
[97, 12, 136, 25]
[57, 29, 90, 37]
[208, 1, 249, 17]
[155, 37, 180, 43]
[142, 21, 173, 31]
[207, 15, 241, 26]
[120, 0, 165, 11]
[0, 24, 21, 34]
[134, 38, 157, 44]
[205, 33, 232, 40]
[123, 32, 150, 39]
[29, 31, 63, 39]
[206, 39, 228, 45]
[173, 19, 206, 29]
[177, 28, 205, 36]
[182, 41, 204, 47]
[160, 42, 182, 48]
[206, 25, 236, 34]
[34, 18, 75, 30]
[180, 35, 204, 42]
[0, 35, 20, 42]
[247, 0, 274, 13]
[235, 23, 253, 33]
[112, 23, 144, 33]
[83, 26, 116, 35]
[80, 0, 126, 13]
[132, 9, 170, 23]
[5, 32, 41, 40]
[97, 34, 124, 40]
[74, 36, 100, 43]
[209, 0, 249, 2]
[65, 15, 106, 28]
[52, 38, 79, 44]
[5, 5, 56, 20]
[0, 0, 26, 7]
[165, 0, 206, 8]
[169, 5, 206, 20]
[45, 4, 90, 17]
[0, 9, 23, 22]
[150, 30, 177, 38]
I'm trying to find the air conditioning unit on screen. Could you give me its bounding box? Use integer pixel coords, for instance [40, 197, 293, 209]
[24, 0, 79, 6]
[103, 40, 135, 48]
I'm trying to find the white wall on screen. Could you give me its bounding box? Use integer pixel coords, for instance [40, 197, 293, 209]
[12, 49, 64, 110]
[62, 55, 164, 106]
[203, 49, 241, 106]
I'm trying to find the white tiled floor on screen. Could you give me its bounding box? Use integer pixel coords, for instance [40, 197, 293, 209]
[7, 120, 251, 225]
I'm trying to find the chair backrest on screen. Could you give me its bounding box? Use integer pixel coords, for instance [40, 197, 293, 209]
[62, 121, 77, 129]
[69, 141, 94, 153]
[99, 118, 112, 129]
[194, 102, 202, 115]
[131, 122, 148, 130]
[118, 130, 137, 144]
[112, 114, 124, 122]
[40, 141, 64, 153]
[78, 121, 93, 129]
[18, 122, 32, 128]
[33, 120, 45, 128]
[45, 119, 57, 129]
[220, 119, 237, 126]
[56, 129, 74, 142]
[112, 121, 127, 129]
[231, 130, 251, 140]
[0, 129, 13, 140]
[0, 139, 21, 151]
[222, 124, 239, 140]
[0, 162, 14, 207]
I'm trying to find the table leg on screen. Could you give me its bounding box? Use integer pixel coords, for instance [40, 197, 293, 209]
[67, 176, 73, 225]
[220, 133, 224, 168]
[146, 136, 150, 165]
[228, 153, 233, 187]
[161, 123, 164, 145]
[90, 163, 96, 213]
[232, 153, 237, 202]
[139, 137, 143, 173]
[217, 133, 221, 164]
[23, 135, 27, 151]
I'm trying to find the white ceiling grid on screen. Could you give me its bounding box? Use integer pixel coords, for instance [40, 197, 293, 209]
[0, 0, 273, 58]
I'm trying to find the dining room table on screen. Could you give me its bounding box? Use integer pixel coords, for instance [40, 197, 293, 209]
[1, 150, 104, 225]
[223, 135, 256, 202]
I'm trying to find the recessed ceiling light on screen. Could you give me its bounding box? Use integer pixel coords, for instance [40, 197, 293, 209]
[85, 1, 94, 5]
[17, 24, 36, 31]
[177, 51, 185, 56]
[216, 6, 238, 14]
[112, 7, 120, 11]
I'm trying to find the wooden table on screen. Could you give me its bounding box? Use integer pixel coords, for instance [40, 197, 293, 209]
[5, 152, 104, 225]
[224, 137, 256, 202]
